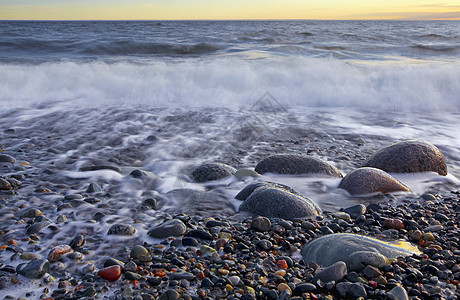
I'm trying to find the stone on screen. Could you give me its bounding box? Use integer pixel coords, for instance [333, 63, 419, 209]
[362, 140, 447, 175]
[254, 154, 342, 177]
[159, 290, 180, 300]
[347, 251, 389, 271]
[170, 272, 195, 281]
[192, 163, 236, 182]
[343, 204, 366, 219]
[335, 282, 351, 297]
[107, 224, 136, 236]
[130, 245, 149, 260]
[250, 216, 271, 232]
[148, 219, 187, 239]
[295, 283, 317, 293]
[0, 154, 16, 163]
[48, 245, 72, 262]
[235, 181, 298, 201]
[301, 233, 420, 268]
[26, 222, 50, 234]
[338, 167, 411, 195]
[362, 265, 382, 279]
[86, 182, 103, 193]
[69, 235, 85, 249]
[256, 239, 273, 251]
[98, 265, 122, 282]
[165, 189, 235, 216]
[386, 286, 409, 300]
[239, 186, 321, 220]
[184, 229, 213, 241]
[16, 259, 50, 279]
[79, 165, 122, 173]
[234, 169, 260, 180]
[348, 283, 367, 298]
[312, 261, 347, 283]
[0, 178, 12, 190]
[21, 208, 42, 218]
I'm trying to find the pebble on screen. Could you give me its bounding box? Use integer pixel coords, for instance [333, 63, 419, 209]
[98, 265, 122, 282]
[250, 216, 271, 232]
[107, 224, 136, 236]
[130, 245, 149, 259]
[0, 154, 16, 163]
[148, 219, 187, 239]
[16, 259, 50, 279]
[48, 245, 72, 262]
[386, 286, 409, 300]
[343, 204, 367, 219]
[169, 272, 195, 281]
[191, 163, 236, 182]
[312, 261, 347, 283]
[348, 283, 367, 298]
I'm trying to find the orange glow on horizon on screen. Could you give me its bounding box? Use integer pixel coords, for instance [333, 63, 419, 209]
[0, 1, 459, 21]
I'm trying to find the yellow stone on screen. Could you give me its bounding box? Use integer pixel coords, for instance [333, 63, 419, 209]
[277, 283, 291, 294]
[275, 270, 286, 277]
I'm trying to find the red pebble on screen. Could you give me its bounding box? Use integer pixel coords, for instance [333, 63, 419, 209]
[276, 259, 288, 269]
[369, 280, 378, 289]
[383, 218, 405, 230]
[48, 245, 72, 262]
[98, 265, 121, 282]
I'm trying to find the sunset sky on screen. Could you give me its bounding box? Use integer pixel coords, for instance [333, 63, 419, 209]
[1, 0, 460, 20]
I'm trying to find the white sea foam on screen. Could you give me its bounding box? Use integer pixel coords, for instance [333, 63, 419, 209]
[1, 57, 459, 112]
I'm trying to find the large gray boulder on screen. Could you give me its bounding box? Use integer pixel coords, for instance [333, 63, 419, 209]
[301, 233, 420, 270]
[362, 140, 447, 176]
[235, 181, 298, 201]
[238, 185, 321, 220]
[338, 167, 411, 195]
[254, 154, 342, 177]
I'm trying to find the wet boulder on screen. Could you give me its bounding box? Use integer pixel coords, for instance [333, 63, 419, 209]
[338, 167, 411, 195]
[362, 140, 447, 176]
[239, 185, 321, 220]
[301, 233, 420, 270]
[254, 154, 342, 177]
[192, 163, 236, 182]
[235, 181, 299, 201]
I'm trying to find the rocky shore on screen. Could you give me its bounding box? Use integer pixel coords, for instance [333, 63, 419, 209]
[0, 107, 459, 300]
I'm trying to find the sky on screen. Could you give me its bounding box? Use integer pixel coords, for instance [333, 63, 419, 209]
[1, 0, 460, 20]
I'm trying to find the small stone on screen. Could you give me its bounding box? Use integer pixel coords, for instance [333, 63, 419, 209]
[143, 198, 157, 210]
[48, 245, 72, 262]
[26, 222, 50, 234]
[182, 237, 199, 247]
[0, 154, 16, 163]
[69, 235, 85, 249]
[362, 265, 382, 279]
[107, 224, 136, 236]
[343, 204, 366, 219]
[332, 212, 351, 221]
[21, 208, 42, 218]
[86, 183, 103, 193]
[148, 219, 187, 239]
[130, 245, 149, 260]
[98, 265, 122, 282]
[124, 271, 142, 281]
[312, 261, 347, 283]
[19, 252, 41, 260]
[250, 216, 271, 232]
[348, 283, 367, 298]
[234, 169, 260, 180]
[295, 283, 317, 293]
[0, 178, 12, 190]
[159, 289, 180, 300]
[184, 229, 213, 240]
[16, 259, 50, 279]
[79, 165, 122, 173]
[255, 239, 273, 251]
[170, 272, 195, 281]
[386, 286, 409, 300]
[277, 283, 292, 294]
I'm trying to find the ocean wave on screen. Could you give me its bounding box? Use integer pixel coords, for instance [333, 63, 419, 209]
[1, 57, 459, 112]
[81, 41, 221, 56]
[411, 44, 460, 53]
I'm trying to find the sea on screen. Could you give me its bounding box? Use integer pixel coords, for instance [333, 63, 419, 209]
[0, 20, 459, 298]
[1, 19, 459, 203]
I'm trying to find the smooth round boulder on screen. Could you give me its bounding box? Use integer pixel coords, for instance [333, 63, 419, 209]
[107, 224, 136, 236]
[239, 186, 321, 220]
[192, 163, 236, 182]
[254, 154, 342, 177]
[301, 233, 420, 269]
[235, 181, 299, 201]
[148, 219, 187, 239]
[338, 167, 411, 195]
[362, 140, 447, 176]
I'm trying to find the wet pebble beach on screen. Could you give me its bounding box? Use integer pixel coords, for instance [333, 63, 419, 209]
[0, 105, 459, 300]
